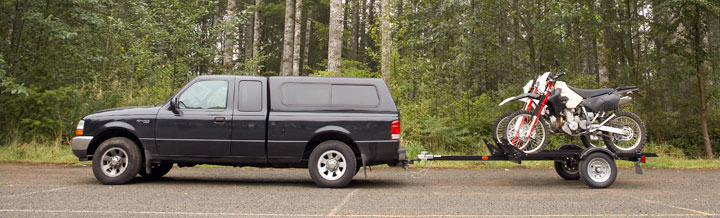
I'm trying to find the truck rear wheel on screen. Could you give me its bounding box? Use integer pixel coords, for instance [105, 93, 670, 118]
[92, 137, 142, 185]
[309, 140, 357, 188]
[139, 162, 174, 179]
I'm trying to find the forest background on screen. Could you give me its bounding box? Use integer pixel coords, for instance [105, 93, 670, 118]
[1, 0, 719, 164]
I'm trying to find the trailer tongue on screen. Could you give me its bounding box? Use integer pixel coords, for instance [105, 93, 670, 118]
[411, 139, 657, 188]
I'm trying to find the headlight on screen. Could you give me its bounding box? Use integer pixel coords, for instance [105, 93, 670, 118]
[76, 120, 85, 136]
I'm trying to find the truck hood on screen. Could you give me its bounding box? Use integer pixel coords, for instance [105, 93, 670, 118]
[85, 106, 161, 118]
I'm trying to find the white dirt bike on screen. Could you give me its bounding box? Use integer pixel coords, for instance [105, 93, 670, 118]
[497, 72, 646, 154]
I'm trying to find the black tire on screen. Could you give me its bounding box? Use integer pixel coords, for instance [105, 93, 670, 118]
[579, 152, 617, 188]
[92, 137, 142, 185]
[503, 110, 550, 153]
[602, 111, 647, 153]
[554, 144, 582, 180]
[308, 140, 357, 188]
[580, 135, 602, 148]
[138, 162, 174, 179]
[493, 111, 516, 144]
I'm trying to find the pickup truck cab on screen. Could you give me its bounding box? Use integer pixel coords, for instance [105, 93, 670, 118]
[70, 75, 406, 188]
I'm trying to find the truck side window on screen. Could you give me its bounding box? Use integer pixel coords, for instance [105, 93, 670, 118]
[280, 83, 379, 107]
[178, 80, 228, 109]
[238, 80, 262, 112]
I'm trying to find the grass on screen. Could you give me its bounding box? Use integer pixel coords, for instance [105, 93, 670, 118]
[0, 139, 718, 169]
[0, 139, 85, 164]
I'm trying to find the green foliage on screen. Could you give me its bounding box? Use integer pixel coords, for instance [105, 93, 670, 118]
[1, 0, 719, 160]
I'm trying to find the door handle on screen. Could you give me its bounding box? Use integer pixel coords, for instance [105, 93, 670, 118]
[214, 117, 226, 122]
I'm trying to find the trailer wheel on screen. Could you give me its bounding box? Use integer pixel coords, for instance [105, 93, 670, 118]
[554, 156, 580, 180]
[554, 144, 582, 180]
[579, 152, 617, 188]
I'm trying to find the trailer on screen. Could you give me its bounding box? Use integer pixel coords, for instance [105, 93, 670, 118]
[412, 139, 658, 188]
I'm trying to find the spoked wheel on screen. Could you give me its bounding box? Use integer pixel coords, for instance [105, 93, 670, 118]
[554, 144, 582, 180]
[309, 140, 357, 188]
[580, 135, 604, 148]
[493, 111, 516, 144]
[579, 152, 617, 188]
[602, 111, 647, 153]
[504, 110, 549, 154]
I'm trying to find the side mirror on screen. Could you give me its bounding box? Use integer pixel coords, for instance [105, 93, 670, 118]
[169, 97, 180, 114]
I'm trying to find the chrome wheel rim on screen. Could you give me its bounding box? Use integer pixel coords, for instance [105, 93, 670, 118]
[317, 150, 347, 181]
[101, 147, 128, 177]
[609, 116, 642, 151]
[505, 114, 545, 153]
[586, 157, 611, 183]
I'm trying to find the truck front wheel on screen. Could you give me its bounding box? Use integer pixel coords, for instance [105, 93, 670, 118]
[92, 137, 142, 185]
[309, 140, 357, 188]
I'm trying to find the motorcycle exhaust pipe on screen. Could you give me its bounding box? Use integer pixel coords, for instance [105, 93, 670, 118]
[618, 96, 632, 106]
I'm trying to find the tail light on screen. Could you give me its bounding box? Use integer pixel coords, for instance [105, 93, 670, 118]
[391, 120, 401, 140]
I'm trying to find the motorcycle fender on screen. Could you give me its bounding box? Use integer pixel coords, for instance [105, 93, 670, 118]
[499, 93, 542, 106]
[597, 125, 626, 135]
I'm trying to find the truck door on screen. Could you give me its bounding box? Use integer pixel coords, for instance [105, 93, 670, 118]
[155, 78, 234, 156]
[230, 77, 268, 163]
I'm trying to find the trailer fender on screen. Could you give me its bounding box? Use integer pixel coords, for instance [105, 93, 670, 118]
[579, 147, 617, 160]
[558, 144, 583, 151]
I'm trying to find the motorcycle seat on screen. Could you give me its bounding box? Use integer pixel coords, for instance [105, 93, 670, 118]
[568, 86, 615, 98]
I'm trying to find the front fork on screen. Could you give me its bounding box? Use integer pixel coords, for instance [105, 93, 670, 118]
[511, 84, 553, 146]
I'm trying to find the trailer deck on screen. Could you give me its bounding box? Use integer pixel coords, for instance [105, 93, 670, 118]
[411, 139, 658, 188]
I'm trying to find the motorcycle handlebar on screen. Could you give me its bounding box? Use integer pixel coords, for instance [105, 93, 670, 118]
[551, 72, 566, 80]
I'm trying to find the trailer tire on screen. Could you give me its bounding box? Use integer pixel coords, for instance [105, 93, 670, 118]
[579, 152, 617, 188]
[554, 144, 581, 180]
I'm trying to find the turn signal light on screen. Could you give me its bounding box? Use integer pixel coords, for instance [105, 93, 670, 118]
[75, 120, 85, 136]
[391, 120, 401, 140]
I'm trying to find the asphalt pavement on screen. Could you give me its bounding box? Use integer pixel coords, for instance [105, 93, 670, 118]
[0, 163, 719, 217]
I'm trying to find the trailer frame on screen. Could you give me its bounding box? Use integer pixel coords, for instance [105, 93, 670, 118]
[411, 139, 658, 188]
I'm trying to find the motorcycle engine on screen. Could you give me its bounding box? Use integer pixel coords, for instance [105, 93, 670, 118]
[561, 109, 588, 135]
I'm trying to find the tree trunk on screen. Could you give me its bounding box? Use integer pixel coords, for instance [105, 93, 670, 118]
[292, 0, 303, 76]
[597, 38, 609, 84]
[303, 8, 312, 76]
[223, 0, 237, 73]
[207, 3, 222, 75]
[366, 0, 376, 65]
[697, 69, 713, 158]
[8, 0, 28, 77]
[328, 0, 343, 75]
[380, 0, 391, 79]
[281, 0, 295, 76]
[351, 0, 359, 60]
[359, 0, 366, 59]
[252, 0, 262, 75]
[244, 1, 255, 62]
[692, 6, 714, 158]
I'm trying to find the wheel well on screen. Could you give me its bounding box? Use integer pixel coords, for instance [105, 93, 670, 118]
[88, 128, 144, 157]
[303, 132, 360, 160]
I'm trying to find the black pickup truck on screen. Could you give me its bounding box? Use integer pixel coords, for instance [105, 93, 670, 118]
[70, 76, 406, 188]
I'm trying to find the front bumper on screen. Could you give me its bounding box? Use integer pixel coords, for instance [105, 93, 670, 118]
[70, 136, 93, 161]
